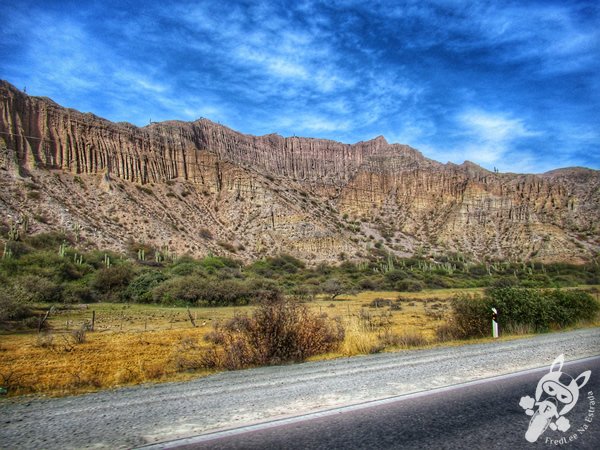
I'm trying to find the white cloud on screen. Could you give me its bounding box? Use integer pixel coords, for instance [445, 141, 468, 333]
[276, 114, 352, 134]
[458, 110, 539, 143]
[457, 111, 538, 166]
[412, 109, 544, 172]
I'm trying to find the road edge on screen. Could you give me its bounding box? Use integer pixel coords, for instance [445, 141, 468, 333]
[135, 354, 600, 449]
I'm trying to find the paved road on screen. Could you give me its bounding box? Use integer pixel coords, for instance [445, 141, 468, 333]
[158, 356, 600, 449]
[1, 328, 599, 449]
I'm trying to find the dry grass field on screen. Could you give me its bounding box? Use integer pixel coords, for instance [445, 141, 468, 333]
[1, 287, 597, 397]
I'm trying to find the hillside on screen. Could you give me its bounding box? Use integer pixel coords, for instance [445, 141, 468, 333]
[1, 80, 598, 263]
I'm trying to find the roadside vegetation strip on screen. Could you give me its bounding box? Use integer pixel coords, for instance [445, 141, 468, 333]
[2, 230, 599, 330]
[1, 231, 599, 397]
[1, 286, 599, 398]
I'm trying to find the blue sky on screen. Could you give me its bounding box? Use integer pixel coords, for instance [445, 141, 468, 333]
[1, 0, 599, 173]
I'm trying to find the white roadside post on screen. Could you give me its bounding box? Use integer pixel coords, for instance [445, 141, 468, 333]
[491, 307, 499, 339]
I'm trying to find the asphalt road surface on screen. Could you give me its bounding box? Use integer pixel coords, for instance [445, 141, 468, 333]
[143, 356, 600, 450]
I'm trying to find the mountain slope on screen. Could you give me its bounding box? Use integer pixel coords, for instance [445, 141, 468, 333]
[1, 80, 598, 263]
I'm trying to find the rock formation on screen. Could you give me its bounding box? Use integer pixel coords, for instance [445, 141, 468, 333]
[1, 80, 598, 263]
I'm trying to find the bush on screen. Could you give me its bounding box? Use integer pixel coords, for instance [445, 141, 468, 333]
[62, 283, 95, 304]
[15, 275, 63, 303]
[487, 287, 598, 332]
[358, 277, 382, 290]
[169, 260, 204, 277]
[90, 265, 134, 301]
[152, 276, 209, 306]
[124, 271, 167, 303]
[0, 292, 29, 322]
[0, 285, 34, 327]
[199, 228, 213, 240]
[435, 322, 456, 342]
[396, 280, 424, 292]
[126, 240, 155, 261]
[152, 276, 278, 306]
[27, 232, 71, 250]
[202, 299, 344, 369]
[321, 278, 355, 299]
[444, 288, 600, 339]
[445, 294, 490, 339]
[545, 289, 600, 326]
[2, 240, 31, 258]
[269, 254, 305, 274]
[385, 270, 407, 284]
[199, 255, 230, 274]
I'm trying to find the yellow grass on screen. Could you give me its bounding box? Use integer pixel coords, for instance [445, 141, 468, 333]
[1, 286, 598, 397]
[0, 328, 217, 397]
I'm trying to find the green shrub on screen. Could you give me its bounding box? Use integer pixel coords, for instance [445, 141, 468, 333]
[488, 287, 547, 331]
[15, 275, 63, 303]
[359, 277, 383, 290]
[396, 280, 424, 292]
[2, 240, 31, 258]
[199, 255, 230, 273]
[90, 265, 134, 301]
[151, 275, 208, 306]
[385, 269, 407, 284]
[321, 278, 355, 299]
[27, 232, 71, 250]
[445, 288, 600, 339]
[0, 285, 36, 327]
[487, 287, 600, 332]
[152, 276, 275, 306]
[243, 278, 282, 303]
[62, 283, 95, 304]
[123, 270, 168, 303]
[169, 261, 204, 277]
[545, 289, 599, 326]
[264, 254, 305, 275]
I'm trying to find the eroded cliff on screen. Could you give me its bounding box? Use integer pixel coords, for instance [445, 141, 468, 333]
[1, 80, 598, 263]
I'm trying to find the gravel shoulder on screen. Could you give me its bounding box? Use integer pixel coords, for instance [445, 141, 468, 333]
[1, 328, 599, 450]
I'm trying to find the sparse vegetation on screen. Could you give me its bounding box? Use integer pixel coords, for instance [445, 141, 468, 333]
[202, 298, 344, 369]
[0, 229, 599, 397]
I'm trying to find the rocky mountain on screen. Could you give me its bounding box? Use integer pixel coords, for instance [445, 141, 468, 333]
[1, 80, 598, 263]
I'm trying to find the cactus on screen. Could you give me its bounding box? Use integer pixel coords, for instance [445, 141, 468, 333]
[357, 261, 369, 271]
[22, 214, 29, 235]
[155, 251, 162, 263]
[387, 252, 394, 271]
[7, 220, 19, 241]
[2, 242, 12, 259]
[442, 261, 455, 275]
[72, 223, 82, 243]
[104, 254, 111, 268]
[73, 253, 83, 265]
[137, 248, 145, 261]
[379, 252, 395, 273]
[59, 241, 67, 257]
